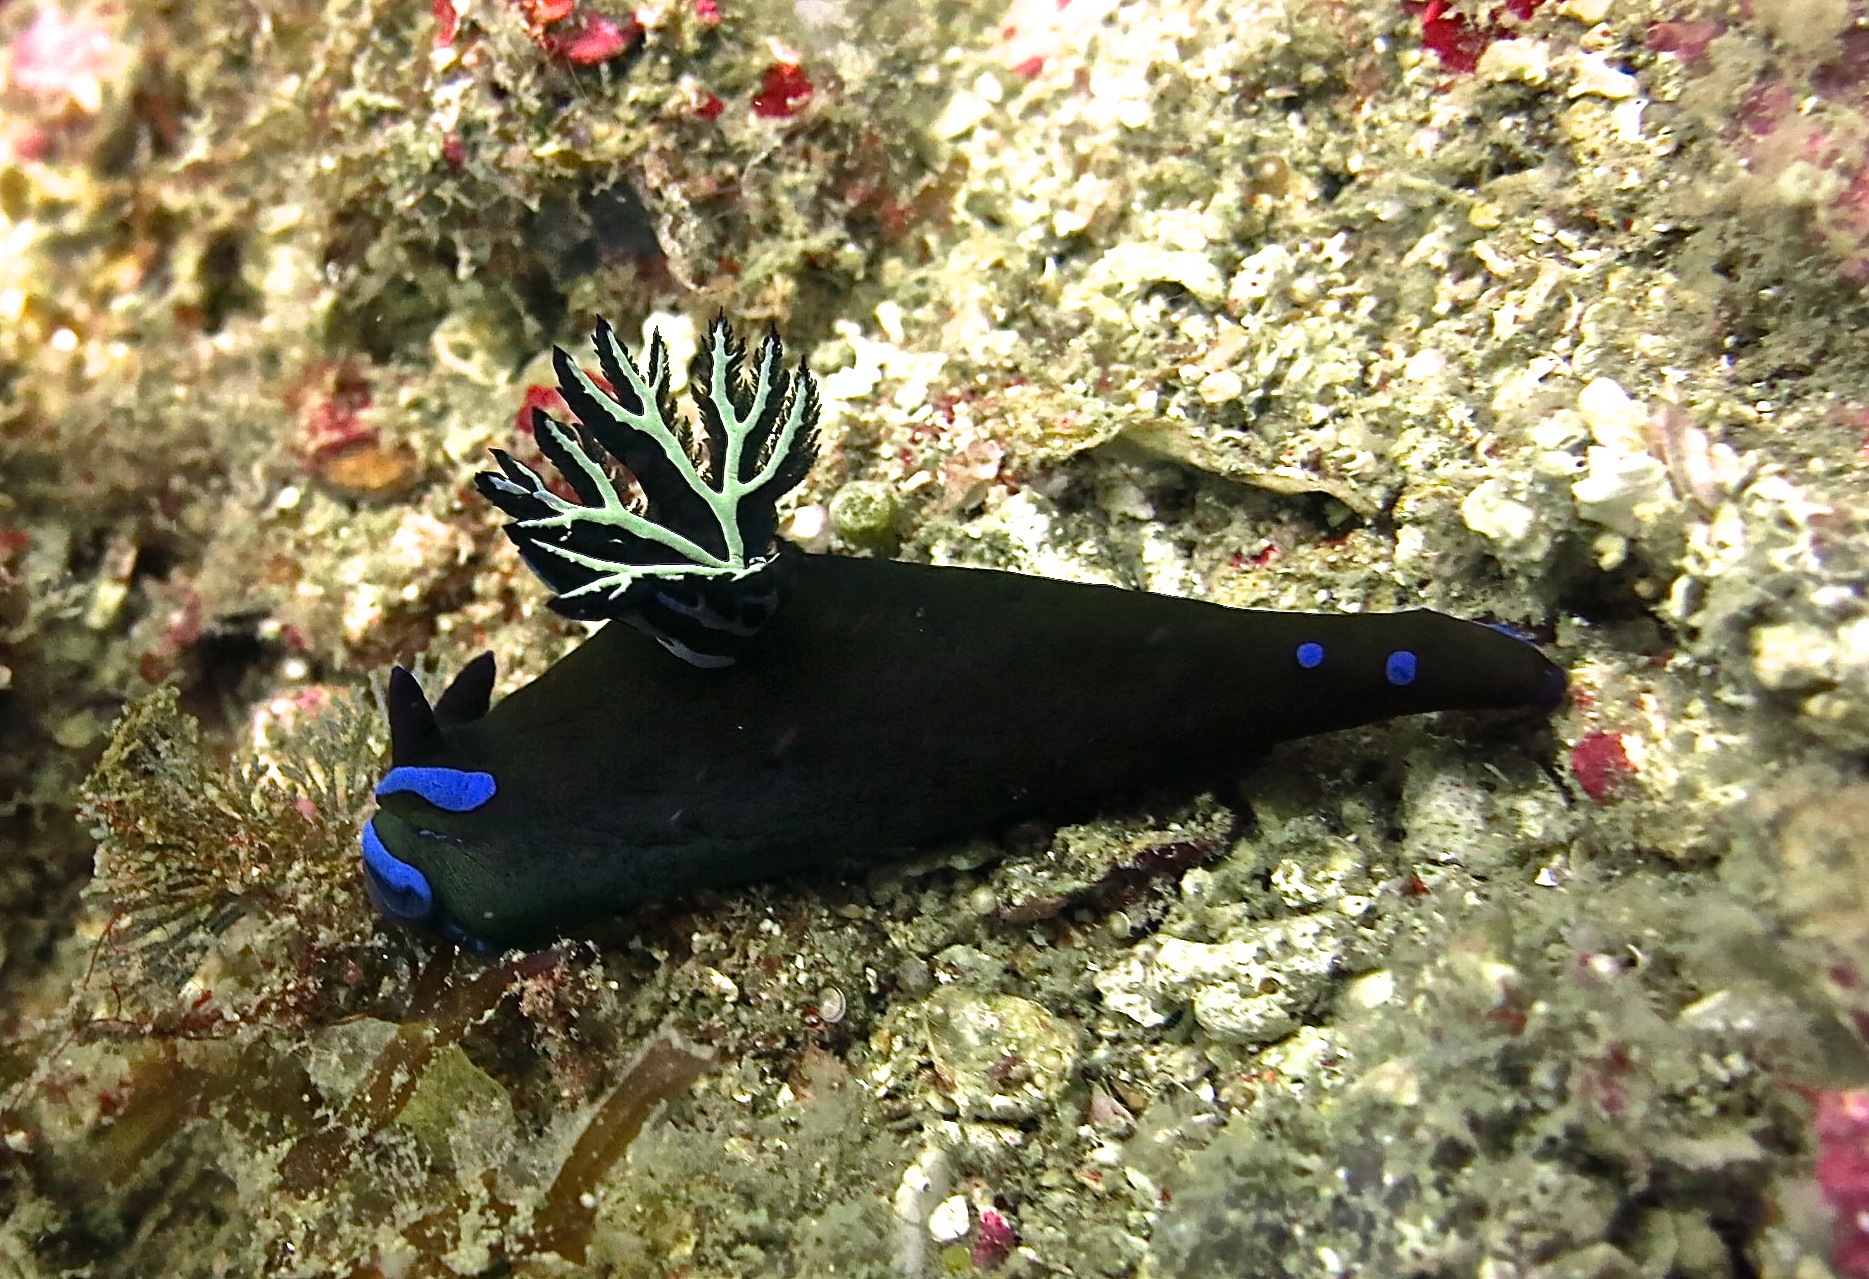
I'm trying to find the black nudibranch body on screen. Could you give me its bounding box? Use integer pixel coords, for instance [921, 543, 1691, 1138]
[362, 317, 1566, 949]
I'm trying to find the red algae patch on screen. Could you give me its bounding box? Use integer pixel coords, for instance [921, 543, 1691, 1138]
[1569, 730, 1636, 803]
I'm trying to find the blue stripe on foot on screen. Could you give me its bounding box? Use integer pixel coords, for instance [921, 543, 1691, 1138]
[361, 821, 436, 923]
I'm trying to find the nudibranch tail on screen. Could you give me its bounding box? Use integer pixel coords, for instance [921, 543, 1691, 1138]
[474, 314, 819, 667]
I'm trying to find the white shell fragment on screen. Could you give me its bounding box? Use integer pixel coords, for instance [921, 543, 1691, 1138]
[1462, 478, 1543, 559]
[928, 1195, 971, 1243]
[921, 988, 1080, 1120]
[1095, 916, 1356, 1046]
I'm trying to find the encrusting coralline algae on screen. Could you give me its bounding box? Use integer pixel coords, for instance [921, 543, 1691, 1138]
[4, 0, 1869, 1276]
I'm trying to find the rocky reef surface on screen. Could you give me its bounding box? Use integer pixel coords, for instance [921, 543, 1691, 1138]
[3, 0, 1869, 1275]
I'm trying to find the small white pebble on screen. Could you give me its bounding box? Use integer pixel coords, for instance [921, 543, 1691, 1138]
[1576, 377, 1646, 450]
[874, 300, 906, 345]
[1583, 951, 1623, 981]
[784, 503, 830, 551]
[1197, 368, 1243, 405]
[1752, 621, 1838, 691]
[1569, 51, 1638, 101]
[1558, 0, 1611, 21]
[932, 90, 991, 139]
[1227, 244, 1292, 312]
[1337, 894, 1375, 919]
[1115, 98, 1152, 130]
[928, 1194, 971, 1242]
[1401, 347, 1447, 383]
[1461, 479, 1538, 550]
[1342, 970, 1395, 1010]
[1477, 38, 1550, 85]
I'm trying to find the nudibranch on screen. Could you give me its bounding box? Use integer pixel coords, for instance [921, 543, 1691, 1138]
[362, 316, 1567, 948]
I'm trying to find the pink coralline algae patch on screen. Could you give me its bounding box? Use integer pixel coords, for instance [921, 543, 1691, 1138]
[543, 11, 640, 66]
[297, 366, 376, 461]
[1814, 27, 1869, 103]
[1817, 1090, 1869, 1279]
[1687, 12, 1869, 280]
[433, 0, 460, 48]
[1404, 0, 1548, 74]
[294, 366, 423, 499]
[6, 4, 131, 114]
[514, 381, 568, 437]
[750, 60, 813, 118]
[1644, 18, 1721, 65]
[970, 1206, 1018, 1269]
[512, 0, 641, 66]
[1569, 731, 1635, 802]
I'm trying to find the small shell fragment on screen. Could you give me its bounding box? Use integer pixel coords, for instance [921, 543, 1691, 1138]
[928, 1194, 970, 1242]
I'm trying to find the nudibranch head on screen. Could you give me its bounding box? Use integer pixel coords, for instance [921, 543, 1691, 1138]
[362, 766, 499, 930]
[361, 315, 826, 944]
[359, 659, 510, 946]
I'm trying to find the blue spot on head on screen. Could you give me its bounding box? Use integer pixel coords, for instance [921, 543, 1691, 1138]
[361, 821, 435, 923]
[1295, 641, 1325, 670]
[1385, 649, 1419, 687]
[377, 766, 497, 812]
